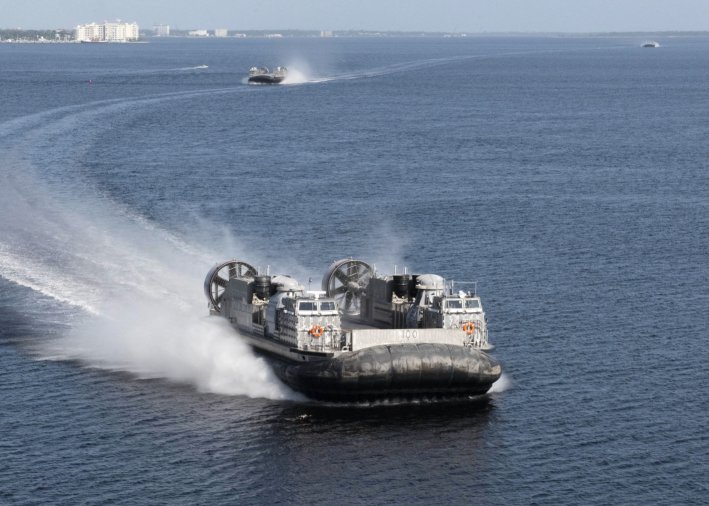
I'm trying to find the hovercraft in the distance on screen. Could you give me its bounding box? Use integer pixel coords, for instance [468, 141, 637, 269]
[248, 66, 287, 84]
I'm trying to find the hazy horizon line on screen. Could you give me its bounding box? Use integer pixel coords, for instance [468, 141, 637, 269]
[3, 26, 709, 36]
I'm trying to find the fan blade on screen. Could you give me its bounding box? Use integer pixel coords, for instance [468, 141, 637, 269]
[333, 285, 348, 295]
[334, 269, 349, 284]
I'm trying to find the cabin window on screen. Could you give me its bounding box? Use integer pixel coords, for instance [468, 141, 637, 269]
[298, 301, 317, 312]
[320, 301, 336, 311]
[446, 299, 463, 309]
[465, 299, 480, 309]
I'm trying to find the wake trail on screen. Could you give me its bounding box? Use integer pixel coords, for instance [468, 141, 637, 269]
[288, 44, 632, 85]
[0, 92, 298, 401]
[119, 64, 211, 75]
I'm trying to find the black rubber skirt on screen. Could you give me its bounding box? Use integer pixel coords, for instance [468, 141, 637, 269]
[278, 343, 501, 402]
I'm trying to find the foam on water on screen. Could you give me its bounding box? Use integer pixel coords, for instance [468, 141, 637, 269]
[0, 96, 298, 401]
[488, 372, 513, 393]
[281, 67, 317, 85]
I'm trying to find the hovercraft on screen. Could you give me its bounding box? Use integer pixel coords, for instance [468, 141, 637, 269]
[204, 258, 501, 401]
[247, 66, 287, 84]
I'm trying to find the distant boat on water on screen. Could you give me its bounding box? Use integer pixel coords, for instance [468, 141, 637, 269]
[642, 41, 660, 48]
[247, 66, 287, 84]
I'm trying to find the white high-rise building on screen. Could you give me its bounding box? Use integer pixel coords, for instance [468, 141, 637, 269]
[75, 21, 139, 42]
[75, 23, 104, 42]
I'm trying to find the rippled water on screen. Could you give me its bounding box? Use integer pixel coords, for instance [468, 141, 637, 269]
[1, 36, 708, 504]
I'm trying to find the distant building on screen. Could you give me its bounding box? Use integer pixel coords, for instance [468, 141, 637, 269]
[104, 21, 139, 42]
[75, 21, 139, 42]
[75, 23, 104, 42]
[214, 28, 228, 37]
[188, 29, 209, 37]
[320, 30, 333, 38]
[154, 24, 170, 37]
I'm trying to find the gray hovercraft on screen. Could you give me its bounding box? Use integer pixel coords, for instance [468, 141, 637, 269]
[204, 258, 501, 401]
[247, 66, 287, 84]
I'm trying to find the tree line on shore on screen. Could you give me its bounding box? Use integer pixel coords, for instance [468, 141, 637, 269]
[0, 29, 73, 41]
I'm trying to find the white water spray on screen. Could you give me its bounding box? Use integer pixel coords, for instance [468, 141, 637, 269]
[281, 67, 313, 85]
[280, 62, 331, 85]
[0, 99, 297, 401]
[488, 372, 513, 394]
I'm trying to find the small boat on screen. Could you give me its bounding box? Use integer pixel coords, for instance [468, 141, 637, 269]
[642, 41, 660, 48]
[204, 258, 502, 401]
[247, 66, 287, 84]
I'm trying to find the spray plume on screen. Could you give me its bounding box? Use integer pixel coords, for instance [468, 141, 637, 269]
[0, 100, 298, 401]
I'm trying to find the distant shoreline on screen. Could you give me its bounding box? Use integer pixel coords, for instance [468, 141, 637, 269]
[0, 39, 147, 44]
[3, 28, 709, 44]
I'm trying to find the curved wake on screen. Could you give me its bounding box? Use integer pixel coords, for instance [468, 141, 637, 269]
[0, 90, 297, 401]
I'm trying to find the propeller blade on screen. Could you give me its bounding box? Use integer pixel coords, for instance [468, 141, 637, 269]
[333, 285, 348, 295]
[334, 269, 349, 284]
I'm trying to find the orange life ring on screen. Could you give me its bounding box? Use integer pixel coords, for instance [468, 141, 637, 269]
[462, 322, 475, 335]
[309, 325, 324, 338]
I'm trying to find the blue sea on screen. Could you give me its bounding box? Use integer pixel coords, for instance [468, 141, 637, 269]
[1, 36, 708, 504]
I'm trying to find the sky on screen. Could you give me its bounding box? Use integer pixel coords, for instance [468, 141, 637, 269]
[3, 0, 709, 32]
